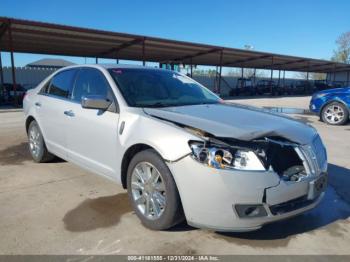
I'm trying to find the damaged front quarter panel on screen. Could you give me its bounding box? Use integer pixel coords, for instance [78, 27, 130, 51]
[144, 108, 309, 183]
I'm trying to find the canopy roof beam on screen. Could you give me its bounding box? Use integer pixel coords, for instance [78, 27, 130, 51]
[169, 48, 222, 63]
[224, 55, 272, 67]
[257, 59, 307, 70]
[100, 38, 144, 56]
[289, 62, 334, 71]
[0, 21, 9, 39]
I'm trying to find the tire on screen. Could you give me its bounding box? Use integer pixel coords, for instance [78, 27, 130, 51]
[321, 102, 349, 126]
[127, 149, 184, 230]
[28, 120, 55, 162]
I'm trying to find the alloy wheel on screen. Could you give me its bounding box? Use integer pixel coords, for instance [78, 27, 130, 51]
[323, 104, 345, 124]
[131, 161, 166, 220]
[29, 124, 41, 158]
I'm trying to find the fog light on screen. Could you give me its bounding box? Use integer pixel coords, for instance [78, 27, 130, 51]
[235, 204, 267, 218]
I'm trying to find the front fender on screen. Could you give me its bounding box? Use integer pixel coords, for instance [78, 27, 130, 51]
[320, 97, 349, 116]
[118, 110, 200, 161]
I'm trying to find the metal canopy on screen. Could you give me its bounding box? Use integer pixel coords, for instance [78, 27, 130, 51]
[0, 17, 349, 73]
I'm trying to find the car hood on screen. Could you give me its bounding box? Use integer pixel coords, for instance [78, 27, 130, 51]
[143, 103, 317, 145]
[318, 87, 350, 94]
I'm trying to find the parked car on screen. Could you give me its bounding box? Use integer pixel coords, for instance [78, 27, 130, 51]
[287, 80, 314, 95]
[24, 65, 327, 231]
[256, 80, 280, 95]
[330, 81, 346, 89]
[310, 87, 350, 125]
[230, 78, 255, 96]
[314, 80, 332, 91]
[2, 83, 26, 104]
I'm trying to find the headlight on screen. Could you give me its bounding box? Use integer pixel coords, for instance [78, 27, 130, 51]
[189, 141, 266, 171]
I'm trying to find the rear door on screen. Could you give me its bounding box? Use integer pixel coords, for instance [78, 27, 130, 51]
[65, 68, 121, 178]
[36, 69, 78, 158]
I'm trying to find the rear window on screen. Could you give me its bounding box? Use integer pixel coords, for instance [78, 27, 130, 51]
[48, 69, 77, 98]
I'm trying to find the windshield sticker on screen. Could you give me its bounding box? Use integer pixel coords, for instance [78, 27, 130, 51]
[112, 69, 123, 74]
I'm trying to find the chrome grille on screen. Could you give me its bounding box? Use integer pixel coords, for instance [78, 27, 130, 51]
[301, 135, 327, 175]
[312, 135, 327, 171]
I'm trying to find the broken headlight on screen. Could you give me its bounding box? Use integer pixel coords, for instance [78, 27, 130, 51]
[189, 141, 266, 171]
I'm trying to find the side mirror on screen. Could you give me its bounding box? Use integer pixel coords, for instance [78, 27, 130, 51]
[81, 95, 111, 110]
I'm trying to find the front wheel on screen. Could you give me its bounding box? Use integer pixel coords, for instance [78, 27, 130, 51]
[321, 102, 349, 125]
[127, 149, 184, 230]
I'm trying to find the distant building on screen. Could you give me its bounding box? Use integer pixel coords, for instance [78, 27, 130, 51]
[26, 58, 75, 69]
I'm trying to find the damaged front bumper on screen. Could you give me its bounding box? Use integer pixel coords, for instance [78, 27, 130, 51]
[167, 152, 327, 232]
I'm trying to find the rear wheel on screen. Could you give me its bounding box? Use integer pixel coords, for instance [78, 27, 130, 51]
[28, 120, 55, 162]
[321, 102, 349, 125]
[127, 149, 184, 230]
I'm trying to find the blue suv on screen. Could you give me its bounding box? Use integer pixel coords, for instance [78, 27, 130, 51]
[310, 87, 350, 125]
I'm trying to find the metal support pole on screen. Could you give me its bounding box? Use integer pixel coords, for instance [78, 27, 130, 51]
[218, 50, 223, 95]
[0, 52, 4, 88]
[0, 52, 4, 104]
[214, 66, 218, 92]
[142, 38, 146, 66]
[95, 57, 98, 64]
[270, 57, 274, 80]
[116, 59, 119, 64]
[333, 65, 336, 82]
[270, 56, 274, 94]
[283, 70, 286, 87]
[253, 68, 256, 86]
[347, 71, 350, 86]
[278, 70, 281, 86]
[241, 67, 244, 78]
[190, 60, 193, 78]
[8, 23, 17, 107]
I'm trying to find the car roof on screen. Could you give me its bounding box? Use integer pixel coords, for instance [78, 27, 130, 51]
[62, 63, 174, 72]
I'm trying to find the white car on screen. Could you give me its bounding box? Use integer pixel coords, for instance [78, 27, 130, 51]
[23, 64, 328, 232]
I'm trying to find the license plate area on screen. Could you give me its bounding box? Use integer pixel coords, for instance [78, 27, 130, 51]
[307, 174, 327, 200]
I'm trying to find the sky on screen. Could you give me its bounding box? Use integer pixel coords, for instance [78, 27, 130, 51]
[1, 0, 350, 70]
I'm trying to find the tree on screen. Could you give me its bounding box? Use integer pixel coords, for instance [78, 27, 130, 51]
[227, 68, 267, 78]
[294, 72, 326, 80]
[331, 31, 350, 64]
[192, 68, 217, 76]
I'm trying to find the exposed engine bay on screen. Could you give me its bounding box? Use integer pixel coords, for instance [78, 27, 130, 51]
[146, 112, 309, 182]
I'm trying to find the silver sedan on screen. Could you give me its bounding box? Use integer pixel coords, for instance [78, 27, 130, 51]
[23, 64, 328, 231]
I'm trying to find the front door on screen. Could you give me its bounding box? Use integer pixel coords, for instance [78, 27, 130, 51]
[65, 68, 121, 178]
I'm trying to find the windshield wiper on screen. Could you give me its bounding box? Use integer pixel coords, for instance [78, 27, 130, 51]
[142, 102, 172, 108]
[141, 101, 219, 108]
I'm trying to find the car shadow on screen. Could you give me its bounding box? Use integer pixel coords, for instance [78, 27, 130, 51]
[215, 163, 350, 241]
[0, 142, 65, 166]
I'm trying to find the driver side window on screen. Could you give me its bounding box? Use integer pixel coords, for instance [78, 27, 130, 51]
[72, 68, 117, 111]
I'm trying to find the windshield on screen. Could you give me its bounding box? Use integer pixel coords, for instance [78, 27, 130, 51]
[109, 68, 220, 107]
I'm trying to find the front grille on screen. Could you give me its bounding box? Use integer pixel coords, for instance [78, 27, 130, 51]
[269, 195, 315, 215]
[301, 135, 327, 175]
[312, 135, 327, 170]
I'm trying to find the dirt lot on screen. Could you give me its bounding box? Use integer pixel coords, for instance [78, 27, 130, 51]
[0, 96, 350, 255]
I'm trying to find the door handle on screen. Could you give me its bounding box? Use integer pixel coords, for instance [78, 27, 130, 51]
[35, 102, 41, 107]
[64, 110, 75, 117]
